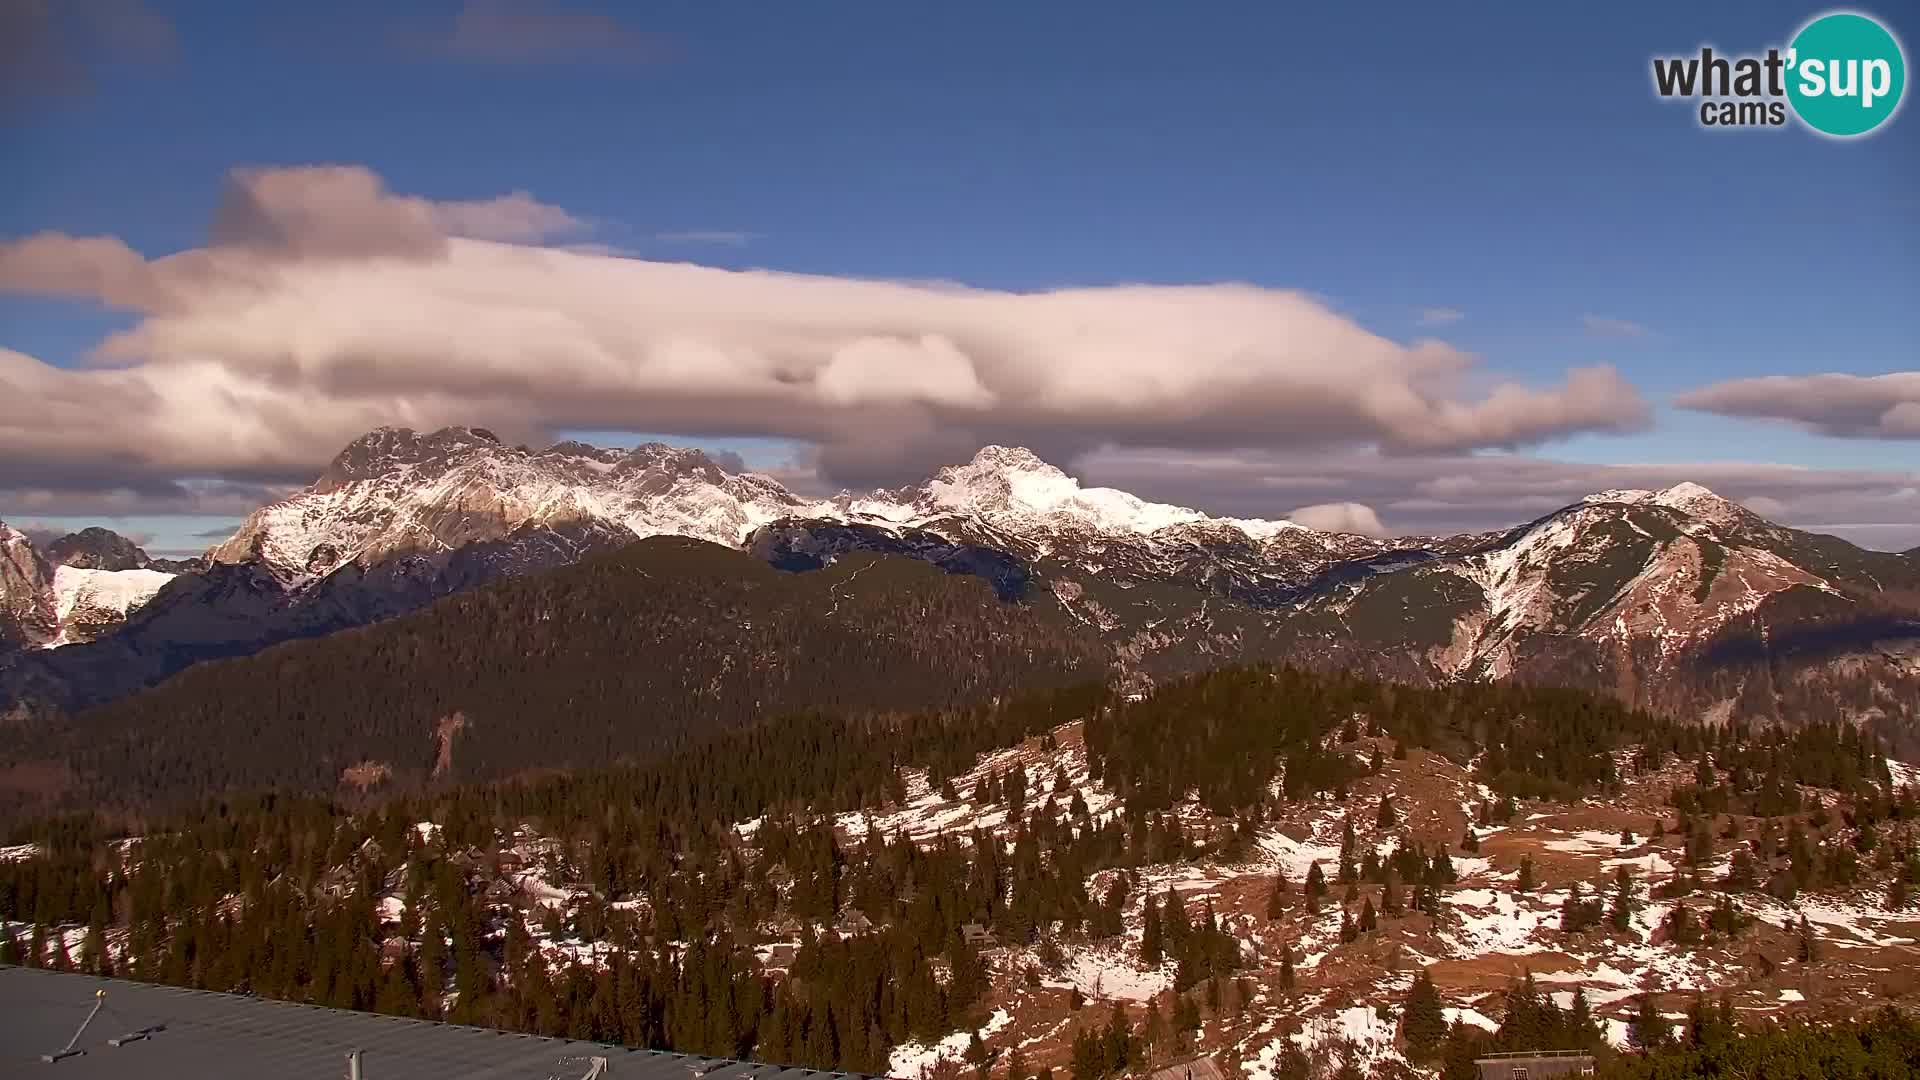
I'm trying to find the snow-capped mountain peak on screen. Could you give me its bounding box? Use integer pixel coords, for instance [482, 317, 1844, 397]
[216, 429, 839, 577]
[865, 444, 1301, 540]
[1582, 481, 1751, 532]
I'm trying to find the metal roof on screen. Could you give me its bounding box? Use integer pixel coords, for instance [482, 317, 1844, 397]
[1, 965, 889, 1080]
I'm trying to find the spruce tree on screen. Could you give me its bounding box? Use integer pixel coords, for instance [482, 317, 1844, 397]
[1402, 969, 1446, 1059]
[1266, 871, 1288, 920]
[1628, 993, 1670, 1051]
[1609, 867, 1637, 931]
[1570, 986, 1597, 1044]
[1141, 894, 1164, 967]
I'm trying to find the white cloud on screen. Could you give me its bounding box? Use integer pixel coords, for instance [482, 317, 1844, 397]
[1676, 372, 1920, 440]
[0, 165, 1654, 504]
[1287, 501, 1387, 536]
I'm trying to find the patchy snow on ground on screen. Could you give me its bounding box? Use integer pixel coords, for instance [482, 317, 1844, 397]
[830, 725, 1121, 848]
[1442, 888, 1561, 956]
[889, 1009, 1013, 1079]
[1443, 1007, 1498, 1032]
[1255, 831, 1343, 882]
[1287, 1006, 1401, 1075]
[1542, 830, 1632, 854]
[1044, 946, 1174, 1003]
[1750, 895, 1918, 949]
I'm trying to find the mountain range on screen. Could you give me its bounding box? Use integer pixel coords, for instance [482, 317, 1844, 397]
[3, 425, 1917, 756]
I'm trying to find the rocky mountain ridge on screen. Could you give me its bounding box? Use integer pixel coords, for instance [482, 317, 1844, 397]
[5, 427, 1917, 735]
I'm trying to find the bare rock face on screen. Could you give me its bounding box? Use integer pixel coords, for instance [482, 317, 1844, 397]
[0, 520, 58, 649]
[43, 527, 151, 571]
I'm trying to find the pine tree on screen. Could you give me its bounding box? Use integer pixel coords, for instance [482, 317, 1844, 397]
[1687, 818, 1715, 867]
[1102, 1002, 1132, 1073]
[1279, 950, 1295, 992]
[1358, 898, 1377, 934]
[1402, 969, 1447, 1058]
[1797, 914, 1818, 963]
[1141, 894, 1164, 967]
[1570, 986, 1597, 1045]
[1266, 871, 1288, 920]
[1629, 993, 1670, 1051]
[1609, 867, 1637, 931]
[81, 906, 108, 975]
[1376, 795, 1398, 829]
[1305, 862, 1327, 911]
[1516, 854, 1536, 894]
[1141, 1001, 1167, 1055]
[965, 1032, 997, 1080]
[1339, 909, 1357, 944]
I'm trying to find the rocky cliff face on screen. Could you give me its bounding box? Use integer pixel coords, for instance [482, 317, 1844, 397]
[43, 527, 152, 571]
[0, 521, 58, 650]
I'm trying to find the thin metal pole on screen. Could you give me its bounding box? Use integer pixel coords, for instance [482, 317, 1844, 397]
[41, 987, 107, 1062]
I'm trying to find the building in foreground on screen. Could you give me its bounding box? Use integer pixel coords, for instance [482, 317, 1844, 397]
[1, 964, 893, 1080]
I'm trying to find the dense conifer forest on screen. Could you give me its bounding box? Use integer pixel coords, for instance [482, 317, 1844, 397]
[3, 664, 1910, 1076]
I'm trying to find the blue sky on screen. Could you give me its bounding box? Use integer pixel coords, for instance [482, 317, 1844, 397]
[3, 1, 1917, 553]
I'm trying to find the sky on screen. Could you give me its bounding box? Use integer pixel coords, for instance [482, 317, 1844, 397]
[1, 1, 1916, 556]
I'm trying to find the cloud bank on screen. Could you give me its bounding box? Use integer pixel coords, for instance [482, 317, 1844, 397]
[1076, 447, 1920, 550]
[1677, 372, 1920, 440]
[0, 164, 1652, 502]
[2, 165, 1909, 547]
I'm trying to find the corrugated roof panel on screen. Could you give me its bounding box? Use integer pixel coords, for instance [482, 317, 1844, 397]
[0, 966, 899, 1080]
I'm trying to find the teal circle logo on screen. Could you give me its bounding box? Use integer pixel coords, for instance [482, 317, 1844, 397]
[1787, 11, 1906, 137]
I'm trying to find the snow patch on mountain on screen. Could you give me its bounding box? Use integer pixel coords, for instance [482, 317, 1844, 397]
[49, 565, 176, 647]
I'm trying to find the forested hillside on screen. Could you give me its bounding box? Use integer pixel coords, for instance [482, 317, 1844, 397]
[5, 666, 1914, 1079]
[0, 538, 1101, 815]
